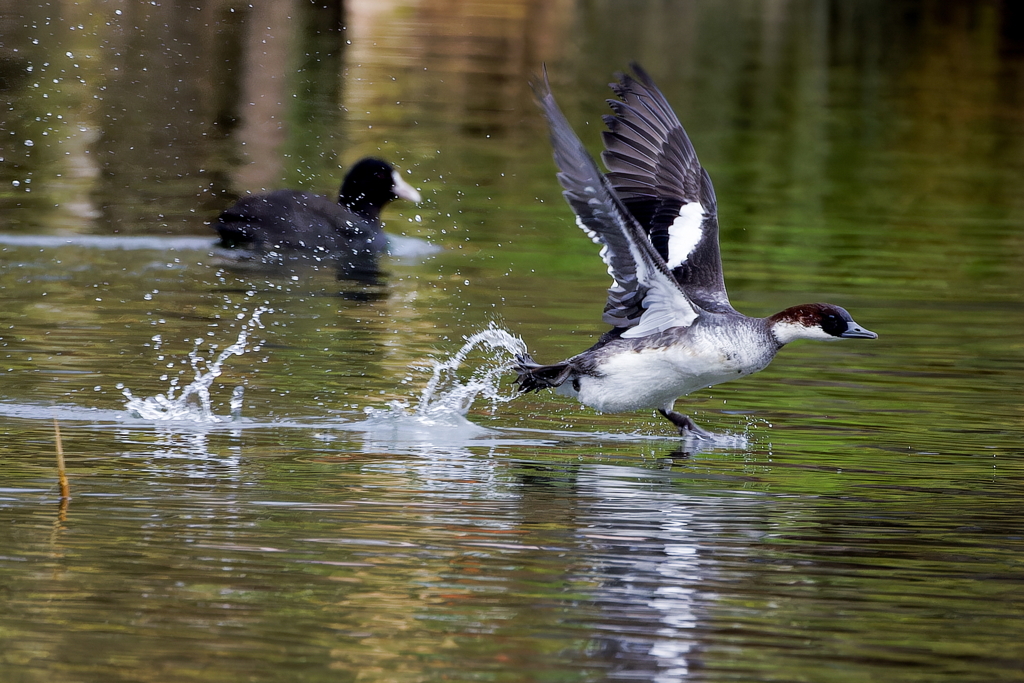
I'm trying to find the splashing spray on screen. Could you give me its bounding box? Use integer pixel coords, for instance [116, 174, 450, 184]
[121, 307, 270, 422]
[360, 324, 527, 434]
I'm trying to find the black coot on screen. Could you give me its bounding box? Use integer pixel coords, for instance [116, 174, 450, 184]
[214, 157, 422, 260]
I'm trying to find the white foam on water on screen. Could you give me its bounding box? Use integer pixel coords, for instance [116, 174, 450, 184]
[0, 233, 216, 251]
[385, 233, 442, 259]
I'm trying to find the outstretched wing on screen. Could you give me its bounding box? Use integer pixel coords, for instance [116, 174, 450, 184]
[533, 70, 699, 338]
[601, 63, 731, 313]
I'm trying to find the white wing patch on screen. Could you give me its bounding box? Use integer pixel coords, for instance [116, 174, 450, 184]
[620, 233, 699, 339]
[576, 215, 603, 245]
[665, 202, 704, 269]
[576, 215, 618, 283]
[573, 192, 700, 339]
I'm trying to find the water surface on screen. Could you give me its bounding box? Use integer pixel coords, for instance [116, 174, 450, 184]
[2, 1, 1023, 681]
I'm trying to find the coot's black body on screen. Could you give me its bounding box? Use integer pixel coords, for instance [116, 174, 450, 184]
[213, 157, 421, 262]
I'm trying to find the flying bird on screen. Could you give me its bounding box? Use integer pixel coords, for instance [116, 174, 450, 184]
[515, 65, 876, 437]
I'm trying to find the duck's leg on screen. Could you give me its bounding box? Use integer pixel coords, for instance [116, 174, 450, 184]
[658, 406, 711, 439]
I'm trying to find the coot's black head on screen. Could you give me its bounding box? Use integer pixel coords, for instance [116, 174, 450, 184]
[339, 157, 421, 218]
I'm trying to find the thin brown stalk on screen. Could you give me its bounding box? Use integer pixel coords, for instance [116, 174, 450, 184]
[54, 417, 70, 500]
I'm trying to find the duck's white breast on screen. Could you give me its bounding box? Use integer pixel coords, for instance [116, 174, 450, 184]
[574, 330, 772, 414]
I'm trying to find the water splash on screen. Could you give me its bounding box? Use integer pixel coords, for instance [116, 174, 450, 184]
[121, 307, 270, 422]
[414, 325, 528, 420]
[357, 324, 527, 438]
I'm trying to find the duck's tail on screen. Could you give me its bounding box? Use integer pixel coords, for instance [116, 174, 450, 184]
[514, 353, 574, 393]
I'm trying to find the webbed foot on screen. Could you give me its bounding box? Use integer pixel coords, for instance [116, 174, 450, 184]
[658, 409, 711, 439]
[513, 354, 573, 393]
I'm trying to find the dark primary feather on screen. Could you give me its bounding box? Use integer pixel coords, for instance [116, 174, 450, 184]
[532, 71, 645, 328]
[601, 63, 730, 313]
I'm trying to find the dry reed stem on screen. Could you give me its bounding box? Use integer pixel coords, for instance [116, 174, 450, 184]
[54, 417, 70, 500]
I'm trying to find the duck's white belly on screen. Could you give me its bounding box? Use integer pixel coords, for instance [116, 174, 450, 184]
[564, 338, 770, 414]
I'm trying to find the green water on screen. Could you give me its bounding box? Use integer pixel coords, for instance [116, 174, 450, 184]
[2, 1, 1023, 681]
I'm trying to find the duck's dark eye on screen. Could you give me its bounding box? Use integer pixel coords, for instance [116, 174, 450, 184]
[821, 313, 848, 337]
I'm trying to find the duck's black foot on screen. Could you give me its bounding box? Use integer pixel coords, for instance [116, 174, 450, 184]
[513, 354, 573, 393]
[658, 409, 711, 439]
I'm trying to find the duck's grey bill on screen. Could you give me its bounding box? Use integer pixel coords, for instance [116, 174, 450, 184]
[841, 323, 878, 339]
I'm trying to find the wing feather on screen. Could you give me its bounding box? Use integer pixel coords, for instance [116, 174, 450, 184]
[533, 70, 699, 335]
[601, 64, 732, 313]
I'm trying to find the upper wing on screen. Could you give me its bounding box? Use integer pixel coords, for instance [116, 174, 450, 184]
[533, 70, 699, 337]
[601, 63, 731, 313]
